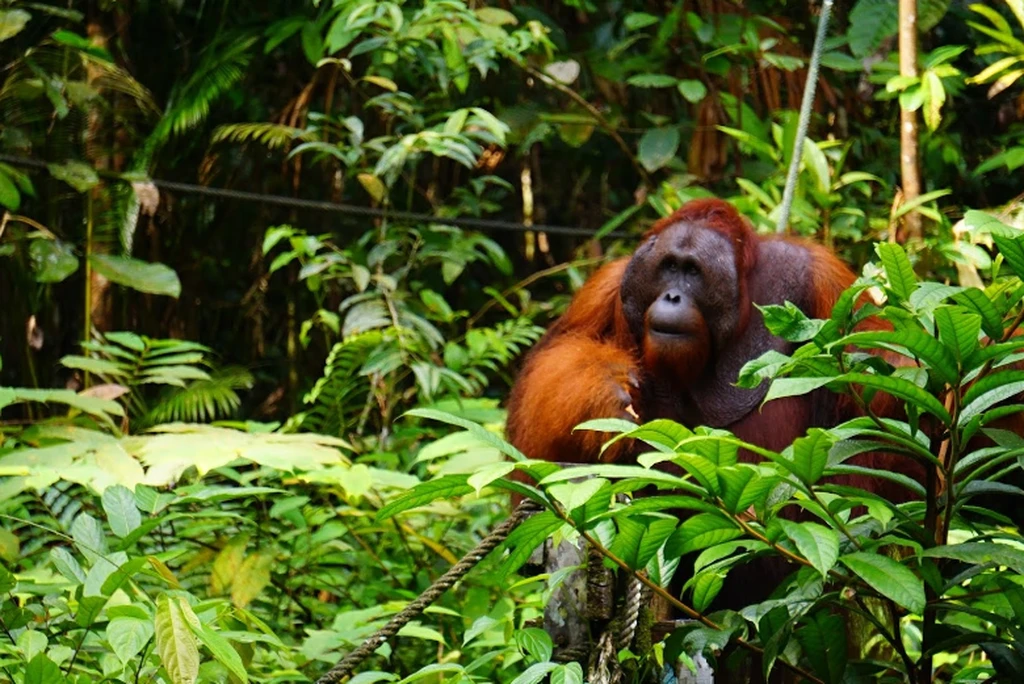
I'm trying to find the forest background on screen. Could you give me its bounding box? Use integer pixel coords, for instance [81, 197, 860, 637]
[4, 0, 1024, 682]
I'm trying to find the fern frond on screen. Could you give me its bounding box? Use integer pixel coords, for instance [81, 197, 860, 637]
[212, 123, 312, 151]
[145, 366, 254, 426]
[298, 331, 384, 436]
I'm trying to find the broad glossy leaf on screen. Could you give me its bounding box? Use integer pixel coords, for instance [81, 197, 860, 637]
[993, 232, 1024, 279]
[875, 242, 917, 303]
[796, 611, 847, 684]
[499, 511, 564, 578]
[922, 541, 1024, 574]
[960, 371, 1024, 423]
[838, 329, 957, 384]
[952, 288, 1004, 340]
[691, 571, 724, 612]
[779, 520, 839, 578]
[716, 465, 767, 514]
[834, 373, 952, 422]
[840, 552, 925, 614]
[785, 429, 833, 485]
[665, 513, 742, 558]
[548, 477, 607, 514]
[933, 306, 982, 366]
[90, 254, 181, 297]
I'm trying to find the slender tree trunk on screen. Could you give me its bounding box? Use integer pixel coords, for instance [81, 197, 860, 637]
[898, 0, 923, 242]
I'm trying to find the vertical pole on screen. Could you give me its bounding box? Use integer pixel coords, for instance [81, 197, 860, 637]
[898, 0, 923, 241]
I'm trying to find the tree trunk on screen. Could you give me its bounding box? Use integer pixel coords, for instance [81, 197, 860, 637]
[898, 0, 923, 242]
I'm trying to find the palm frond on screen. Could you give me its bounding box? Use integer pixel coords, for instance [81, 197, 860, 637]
[155, 35, 258, 142]
[211, 122, 312, 151]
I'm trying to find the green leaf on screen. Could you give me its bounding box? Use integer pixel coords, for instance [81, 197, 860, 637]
[548, 477, 606, 513]
[476, 7, 517, 25]
[779, 520, 839, 578]
[619, 419, 694, 452]
[834, 372, 952, 422]
[764, 377, 835, 403]
[71, 513, 107, 565]
[718, 465, 774, 514]
[300, 21, 323, 65]
[624, 12, 659, 30]
[690, 571, 724, 612]
[155, 595, 200, 684]
[376, 475, 474, 521]
[499, 511, 564, 578]
[24, 653, 65, 684]
[108, 616, 155, 666]
[184, 610, 249, 682]
[838, 329, 958, 385]
[952, 288, 1004, 340]
[677, 79, 707, 103]
[627, 73, 678, 88]
[922, 541, 1024, 574]
[102, 485, 142, 538]
[441, 25, 469, 93]
[610, 516, 646, 568]
[552, 663, 584, 684]
[89, 254, 182, 298]
[875, 242, 917, 303]
[509, 663, 560, 684]
[637, 517, 678, 568]
[405, 408, 526, 462]
[992, 233, 1024, 279]
[759, 302, 825, 342]
[0, 9, 31, 41]
[3, 387, 124, 421]
[665, 513, 742, 558]
[48, 160, 100, 192]
[840, 552, 926, 614]
[847, 0, 898, 58]
[638, 127, 681, 172]
[28, 239, 79, 283]
[0, 169, 20, 209]
[918, 0, 952, 32]
[60, 355, 129, 377]
[933, 305, 982, 367]
[960, 371, 1024, 423]
[515, 628, 553, 663]
[786, 429, 833, 485]
[796, 611, 847, 684]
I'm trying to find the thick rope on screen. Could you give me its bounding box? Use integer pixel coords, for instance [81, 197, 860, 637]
[775, 0, 836, 234]
[316, 499, 542, 684]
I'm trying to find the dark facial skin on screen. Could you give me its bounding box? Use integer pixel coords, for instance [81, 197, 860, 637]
[620, 220, 744, 384]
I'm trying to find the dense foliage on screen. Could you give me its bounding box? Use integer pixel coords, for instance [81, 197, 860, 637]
[3, 0, 1024, 682]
